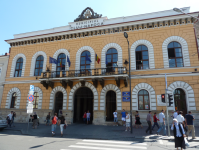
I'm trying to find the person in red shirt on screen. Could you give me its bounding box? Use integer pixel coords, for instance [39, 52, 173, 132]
[83, 111, 87, 123]
[51, 113, 58, 136]
[152, 112, 159, 130]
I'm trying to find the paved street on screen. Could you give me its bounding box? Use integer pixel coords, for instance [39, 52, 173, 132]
[1, 123, 199, 150]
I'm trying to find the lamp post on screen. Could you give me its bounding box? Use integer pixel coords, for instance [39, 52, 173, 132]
[124, 32, 132, 134]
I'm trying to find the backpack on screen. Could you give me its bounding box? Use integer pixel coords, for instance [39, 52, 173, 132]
[52, 116, 57, 124]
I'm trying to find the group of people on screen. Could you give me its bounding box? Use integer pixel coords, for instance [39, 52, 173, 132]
[7, 111, 16, 127]
[145, 110, 195, 150]
[112, 109, 131, 131]
[83, 110, 91, 124]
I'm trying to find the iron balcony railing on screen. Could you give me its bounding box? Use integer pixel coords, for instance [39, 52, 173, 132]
[42, 67, 127, 78]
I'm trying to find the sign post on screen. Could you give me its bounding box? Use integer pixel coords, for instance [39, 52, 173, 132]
[26, 85, 34, 133]
[165, 74, 170, 137]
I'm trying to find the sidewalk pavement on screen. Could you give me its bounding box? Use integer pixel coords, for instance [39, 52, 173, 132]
[3, 123, 199, 141]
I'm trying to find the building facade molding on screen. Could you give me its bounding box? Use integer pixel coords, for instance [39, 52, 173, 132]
[100, 84, 122, 111]
[10, 53, 26, 77]
[101, 43, 123, 68]
[132, 83, 156, 111]
[52, 49, 70, 72]
[75, 46, 95, 71]
[49, 86, 67, 110]
[30, 51, 47, 76]
[26, 87, 43, 109]
[167, 81, 196, 111]
[130, 39, 155, 70]
[68, 82, 98, 111]
[5, 87, 21, 109]
[162, 36, 190, 68]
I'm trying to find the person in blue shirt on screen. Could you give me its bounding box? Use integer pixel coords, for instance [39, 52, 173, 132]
[121, 109, 126, 126]
[185, 111, 195, 139]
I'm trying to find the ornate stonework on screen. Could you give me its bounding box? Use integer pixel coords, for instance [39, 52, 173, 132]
[74, 7, 102, 22]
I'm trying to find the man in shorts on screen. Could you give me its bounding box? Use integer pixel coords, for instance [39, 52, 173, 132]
[113, 110, 118, 126]
[125, 112, 130, 131]
[121, 109, 126, 126]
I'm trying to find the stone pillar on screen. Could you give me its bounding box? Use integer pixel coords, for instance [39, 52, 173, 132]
[92, 110, 106, 125]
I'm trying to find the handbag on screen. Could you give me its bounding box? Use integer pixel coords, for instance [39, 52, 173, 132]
[184, 137, 189, 147]
[64, 124, 66, 129]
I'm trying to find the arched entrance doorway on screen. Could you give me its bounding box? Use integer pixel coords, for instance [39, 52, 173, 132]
[174, 88, 187, 116]
[54, 92, 63, 117]
[106, 90, 116, 121]
[74, 87, 93, 123]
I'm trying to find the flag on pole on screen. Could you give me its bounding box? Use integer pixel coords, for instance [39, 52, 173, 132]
[49, 57, 57, 64]
[86, 53, 92, 62]
[95, 54, 100, 64]
[67, 55, 71, 67]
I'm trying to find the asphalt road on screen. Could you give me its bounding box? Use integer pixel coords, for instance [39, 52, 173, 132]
[1, 130, 199, 150]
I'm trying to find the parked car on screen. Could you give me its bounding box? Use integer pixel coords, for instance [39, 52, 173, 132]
[0, 116, 7, 130]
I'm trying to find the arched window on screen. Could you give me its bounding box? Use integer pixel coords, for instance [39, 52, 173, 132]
[138, 90, 149, 110]
[33, 92, 39, 109]
[136, 45, 149, 70]
[10, 93, 17, 108]
[56, 53, 66, 77]
[34, 55, 44, 76]
[168, 42, 183, 68]
[14, 58, 23, 77]
[80, 51, 91, 73]
[174, 88, 187, 116]
[106, 48, 118, 67]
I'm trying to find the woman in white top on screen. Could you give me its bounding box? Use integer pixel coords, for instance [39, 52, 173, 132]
[171, 118, 186, 150]
[125, 112, 130, 131]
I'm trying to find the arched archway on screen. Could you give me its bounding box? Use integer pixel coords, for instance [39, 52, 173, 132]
[54, 92, 63, 117]
[174, 88, 187, 116]
[106, 90, 116, 121]
[73, 87, 93, 123]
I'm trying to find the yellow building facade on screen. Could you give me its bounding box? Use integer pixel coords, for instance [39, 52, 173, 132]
[1, 7, 199, 125]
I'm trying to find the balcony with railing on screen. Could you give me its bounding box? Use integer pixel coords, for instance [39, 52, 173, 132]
[41, 67, 127, 79]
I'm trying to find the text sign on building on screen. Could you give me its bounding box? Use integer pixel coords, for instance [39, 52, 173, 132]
[122, 97, 130, 102]
[122, 91, 130, 102]
[122, 92, 130, 97]
[27, 102, 33, 114]
[69, 17, 106, 30]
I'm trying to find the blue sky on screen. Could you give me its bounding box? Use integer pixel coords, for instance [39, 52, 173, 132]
[0, 0, 198, 55]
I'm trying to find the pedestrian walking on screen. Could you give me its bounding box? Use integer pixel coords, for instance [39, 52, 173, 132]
[177, 111, 187, 132]
[87, 110, 91, 124]
[135, 111, 142, 128]
[46, 112, 51, 126]
[146, 111, 152, 134]
[185, 111, 195, 139]
[171, 118, 186, 150]
[83, 111, 87, 123]
[58, 115, 68, 137]
[121, 109, 126, 126]
[174, 110, 178, 118]
[32, 112, 38, 129]
[12, 112, 16, 127]
[7, 111, 13, 128]
[113, 110, 118, 126]
[152, 112, 159, 130]
[157, 110, 166, 136]
[51, 113, 58, 136]
[125, 112, 130, 131]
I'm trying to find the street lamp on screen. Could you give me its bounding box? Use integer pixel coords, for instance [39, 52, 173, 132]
[173, 7, 199, 20]
[124, 32, 133, 134]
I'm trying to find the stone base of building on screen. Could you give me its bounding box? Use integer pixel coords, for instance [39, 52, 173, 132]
[1, 109, 198, 126]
